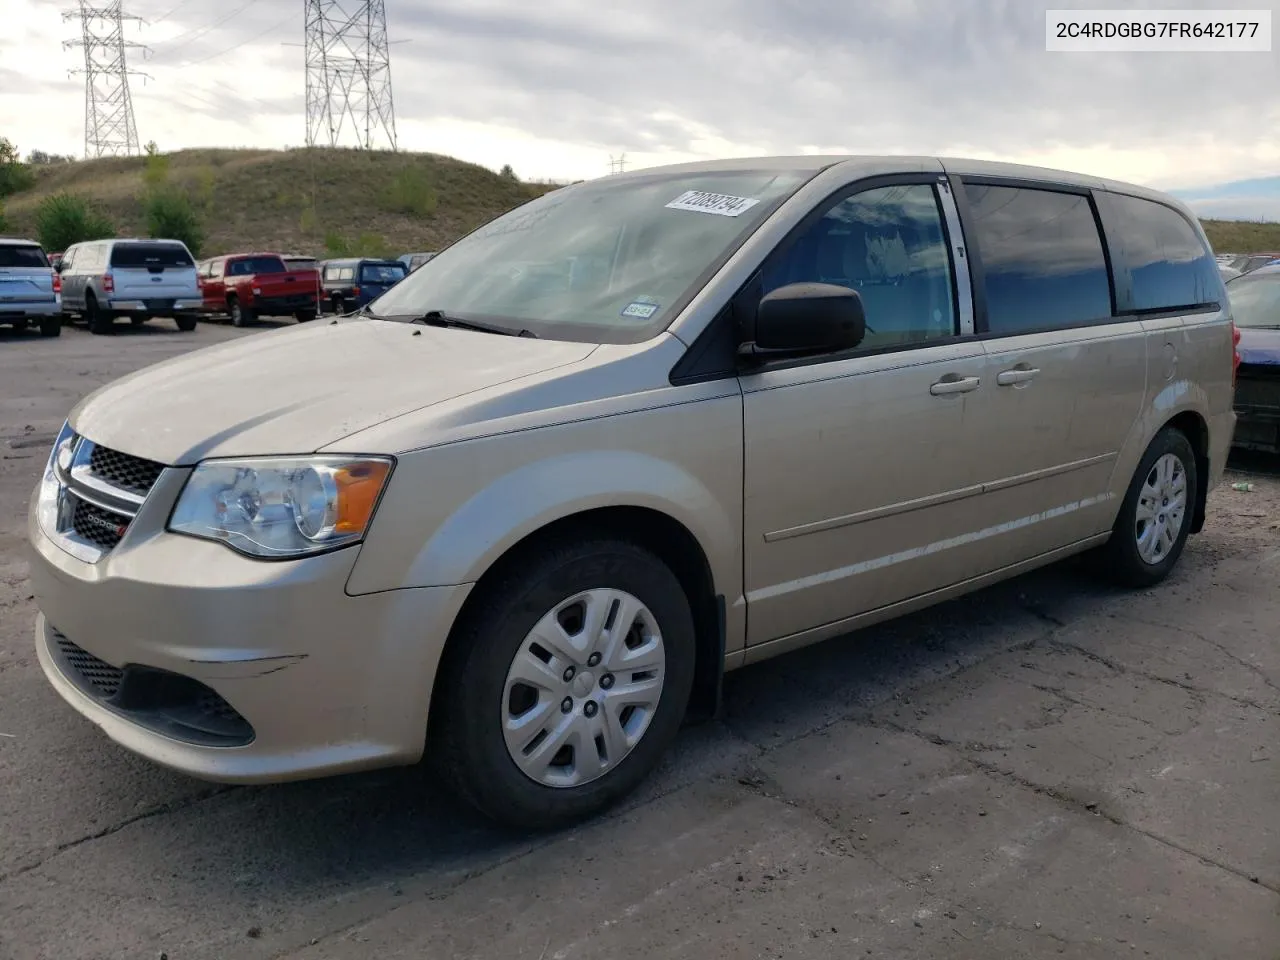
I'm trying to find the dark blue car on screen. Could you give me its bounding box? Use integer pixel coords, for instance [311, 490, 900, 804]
[319, 257, 408, 315]
[1226, 265, 1280, 454]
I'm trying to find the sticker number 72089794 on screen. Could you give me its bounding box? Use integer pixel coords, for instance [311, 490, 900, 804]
[664, 190, 760, 217]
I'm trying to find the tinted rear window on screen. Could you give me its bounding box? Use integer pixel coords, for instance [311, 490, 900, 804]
[963, 184, 1112, 333]
[361, 263, 407, 284]
[227, 256, 286, 276]
[1107, 194, 1220, 312]
[0, 245, 50, 269]
[109, 243, 194, 268]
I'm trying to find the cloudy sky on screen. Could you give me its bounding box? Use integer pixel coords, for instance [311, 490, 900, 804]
[3, 0, 1279, 200]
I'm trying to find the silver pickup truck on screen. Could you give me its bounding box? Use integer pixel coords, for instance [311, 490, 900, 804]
[0, 238, 61, 337]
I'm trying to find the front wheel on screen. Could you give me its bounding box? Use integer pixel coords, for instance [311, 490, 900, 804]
[229, 298, 253, 327]
[434, 538, 696, 830]
[1098, 427, 1198, 588]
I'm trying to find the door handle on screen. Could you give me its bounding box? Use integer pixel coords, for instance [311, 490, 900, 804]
[997, 367, 1041, 386]
[929, 375, 981, 396]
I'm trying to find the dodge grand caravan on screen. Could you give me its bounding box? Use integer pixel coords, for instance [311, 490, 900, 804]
[29, 156, 1237, 829]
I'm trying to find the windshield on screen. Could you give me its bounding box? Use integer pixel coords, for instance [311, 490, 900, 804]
[368, 169, 812, 343]
[0, 245, 49, 269]
[1227, 272, 1280, 328]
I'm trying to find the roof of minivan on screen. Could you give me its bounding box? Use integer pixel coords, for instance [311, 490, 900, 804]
[604, 155, 1182, 207]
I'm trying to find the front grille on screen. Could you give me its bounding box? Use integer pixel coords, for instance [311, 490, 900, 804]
[88, 444, 166, 497]
[71, 499, 130, 549]
[52, 630, 124, 698]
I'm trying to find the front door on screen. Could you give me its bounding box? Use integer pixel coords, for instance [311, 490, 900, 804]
[741, 178, 992, 646]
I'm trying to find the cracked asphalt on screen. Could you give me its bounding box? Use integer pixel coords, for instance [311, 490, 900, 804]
[1, 320, 1278, 959]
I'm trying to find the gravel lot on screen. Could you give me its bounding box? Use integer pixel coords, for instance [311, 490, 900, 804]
[1, 319, 1278, 960]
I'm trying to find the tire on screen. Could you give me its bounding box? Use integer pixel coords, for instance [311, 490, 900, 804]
[11, 318, 30, 333]
[332, 297, 346, 316]
[433, 538, 697, 830]
[295, 309, 317, 323]
[131, 316, 147, 326]
[175, 314, 198, 332]
[38, 316, 61, 338]
[85, 294, 112, 335]
[228, 298, 253, 327]
[1098, 427, 1198, 588]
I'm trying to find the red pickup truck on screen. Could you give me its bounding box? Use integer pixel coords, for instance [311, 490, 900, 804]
[197, 252, 320, 326]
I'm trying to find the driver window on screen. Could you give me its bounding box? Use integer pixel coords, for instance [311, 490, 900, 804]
[762, 184, 958, 351]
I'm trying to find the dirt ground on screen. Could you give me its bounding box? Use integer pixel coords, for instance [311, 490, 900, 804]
[1, 319, 1277, 960]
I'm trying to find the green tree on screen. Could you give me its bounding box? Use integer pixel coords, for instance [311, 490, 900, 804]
[0, 137, 36, 197]
[34, 193, 115, 251]
[145, 189, 204, 256]
[499, 163, 517, 181]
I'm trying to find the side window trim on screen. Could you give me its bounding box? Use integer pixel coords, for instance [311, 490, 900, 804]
[935, 177, 975, 337]
[952, 175, 1121, 339]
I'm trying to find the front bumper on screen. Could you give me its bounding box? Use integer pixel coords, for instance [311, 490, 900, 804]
[28, 480, 472, 783]
[1232, 369, 1280, 453]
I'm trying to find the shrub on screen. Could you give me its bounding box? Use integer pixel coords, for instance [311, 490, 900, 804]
[499, 164, 517, 181]
[145, 188, 204, 257]
[0, 137, 36, 197]
[379, 166, 437, 218]
[0, 198, 7, 233]
[34, 193, 115, 251]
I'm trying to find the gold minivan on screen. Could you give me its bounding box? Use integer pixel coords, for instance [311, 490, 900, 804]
[29, 156, 1238, 828]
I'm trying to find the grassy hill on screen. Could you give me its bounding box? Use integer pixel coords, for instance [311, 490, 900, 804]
[4, 147, 1280, 257]
[3, 147, 557, 258]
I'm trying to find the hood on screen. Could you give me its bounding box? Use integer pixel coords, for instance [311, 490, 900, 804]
[69, 318, 597, 464]
[1238, 326, 1280, 366]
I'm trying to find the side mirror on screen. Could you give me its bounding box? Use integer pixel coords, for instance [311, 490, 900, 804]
[741, 282, 866, 359]
[53, 262, 65, 274]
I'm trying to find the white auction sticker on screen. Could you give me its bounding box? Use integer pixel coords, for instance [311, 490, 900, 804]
[665, 190, 760, 217]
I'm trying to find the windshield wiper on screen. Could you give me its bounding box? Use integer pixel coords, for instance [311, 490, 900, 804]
[379, 309, 535, 338]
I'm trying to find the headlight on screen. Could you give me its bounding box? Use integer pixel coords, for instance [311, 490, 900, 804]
[36, 421, 76, 538]
[168, 456, 393, 559]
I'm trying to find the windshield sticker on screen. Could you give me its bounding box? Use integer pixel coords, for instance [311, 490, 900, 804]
[665, 190, 760, 217]
[621, 297, 660, 319]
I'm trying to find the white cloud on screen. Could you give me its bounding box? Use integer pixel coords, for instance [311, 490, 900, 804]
[4, 0, 1280, 191]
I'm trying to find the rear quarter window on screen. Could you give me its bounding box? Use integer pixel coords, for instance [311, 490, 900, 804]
[0, 245, 50, 269]
[110, 243, 195, 268]
[1106, 194, 1221, 312]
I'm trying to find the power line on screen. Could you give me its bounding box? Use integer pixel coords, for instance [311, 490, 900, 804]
[304, 0, 398, 151]
[62, 1, 150, 158]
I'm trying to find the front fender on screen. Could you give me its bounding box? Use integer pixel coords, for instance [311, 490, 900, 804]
[343, 396, 745, 604]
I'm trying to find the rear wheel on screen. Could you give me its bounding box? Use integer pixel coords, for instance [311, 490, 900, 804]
[433, 538, 696, 830]
[175, 314, 198, 332]
[38, 316, 61, 337]
[295, 309, 317, 323]
[228, 297, 253, 327]
[131, 316, 146, 326]
[11, 318, 29, 333]
[1098, 427, 1198, 588]
[332, 296, 346, 316]
[85, 294, 112, 335]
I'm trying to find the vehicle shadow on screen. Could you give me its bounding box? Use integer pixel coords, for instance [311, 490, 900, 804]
[62, 552, 1142, 941]
[1228, 447, 1280, 476]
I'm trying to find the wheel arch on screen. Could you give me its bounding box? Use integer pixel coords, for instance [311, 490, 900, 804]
[428, 505, 726, 738]
[1163, 410, 1211, 534]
